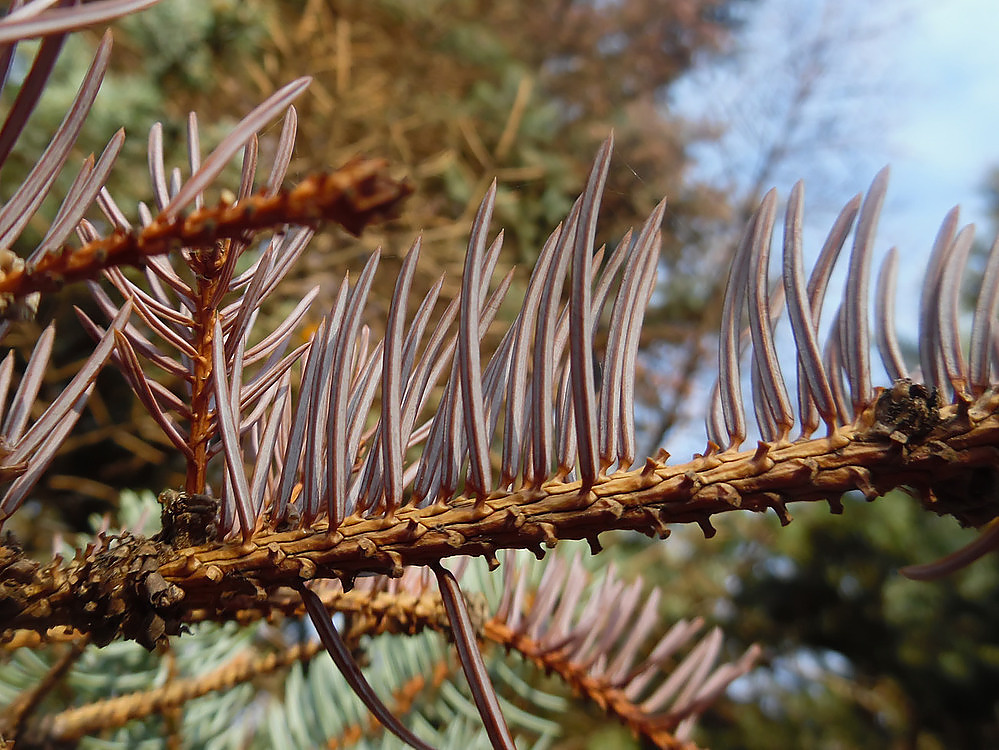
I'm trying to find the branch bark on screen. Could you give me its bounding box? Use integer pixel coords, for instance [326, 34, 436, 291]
[3, 387, 998, 648]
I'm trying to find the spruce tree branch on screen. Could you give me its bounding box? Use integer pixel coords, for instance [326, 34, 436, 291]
[433, 562, 516, 749]
[300, 584, 437, 750]
[0, 627, 82, 650]
[0, 158, 411, 301]
[32, 633, 450, 747]
[30, 639, 324, 744]
[2, 389, 996, 647]
[483, 619, 698, 750]
[0, 578, 453, 649]
[161, 645, 182, 750]
[319, 658, 452, 750]
[0, 636, 87, 740]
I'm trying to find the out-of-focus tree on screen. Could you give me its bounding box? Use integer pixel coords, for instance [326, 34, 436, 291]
[6, 0, 749, 521]
[665, 496, 999, 750]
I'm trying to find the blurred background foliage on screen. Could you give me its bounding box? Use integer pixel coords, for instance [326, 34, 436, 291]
[2, 0, 998, 748]
[3, 0, 744, 529]
[646, 497, 999, 750]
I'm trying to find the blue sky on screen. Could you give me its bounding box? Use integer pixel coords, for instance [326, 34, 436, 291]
[887, 0, 999, 245]
[674, 0, 999, 245]
[656, 0, 999, 457]
[851, 0, 999, 343]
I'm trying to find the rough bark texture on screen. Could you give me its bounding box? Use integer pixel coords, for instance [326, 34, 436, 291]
[0, 158, 411, 300]
[4, 385, 998, 648]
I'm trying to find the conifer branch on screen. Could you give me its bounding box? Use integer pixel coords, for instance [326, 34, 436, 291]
[3, 390, 998, 643]
[0, 636, 87, 740]
[484, 553, 760, 749]
[20, 639, 454, 746]
[2, 3, 998, 745]
[36, 640, 324, 744]
[0, 157, 411, 302]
